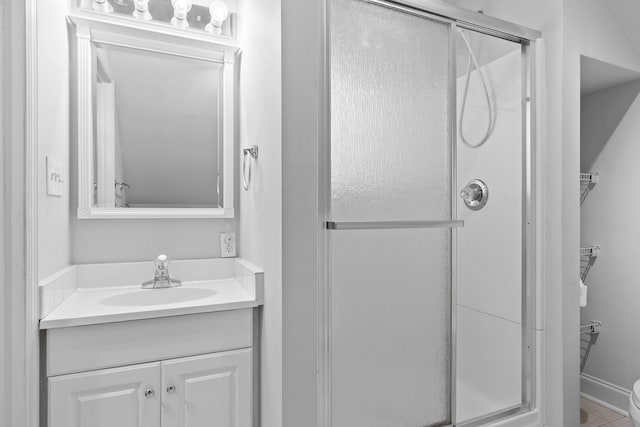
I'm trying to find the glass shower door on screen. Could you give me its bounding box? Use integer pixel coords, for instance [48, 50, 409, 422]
[328, 0, 455, 425]
[454, 28, 531, 424]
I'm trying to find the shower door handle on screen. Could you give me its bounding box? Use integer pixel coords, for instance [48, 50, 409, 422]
[325, 220, 464, 230]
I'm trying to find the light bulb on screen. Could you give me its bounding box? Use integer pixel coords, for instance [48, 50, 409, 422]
[92, 0, 113, 13]
[210, 1, 229, 22]
[171, 0, 192, 27]
[205, 1, 229, 34]
[133, 0, 152, 20]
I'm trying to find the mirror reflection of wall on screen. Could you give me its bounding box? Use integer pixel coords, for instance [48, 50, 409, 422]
[92, 42, 223, 209]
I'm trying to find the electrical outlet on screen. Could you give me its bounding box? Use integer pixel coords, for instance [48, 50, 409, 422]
[46, 156, 63, 197]
[220, 232, 236, 258]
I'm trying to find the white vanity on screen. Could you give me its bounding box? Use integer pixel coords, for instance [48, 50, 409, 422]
[40, 3, 257, 425]
[40, 257, 263, 427]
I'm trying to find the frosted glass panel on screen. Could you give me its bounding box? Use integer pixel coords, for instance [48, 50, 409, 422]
[330, 0, 452, 222]
[330, 228, 451, 427]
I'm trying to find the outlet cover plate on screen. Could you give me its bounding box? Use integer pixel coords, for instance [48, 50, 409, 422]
[220, 232, 236, 258]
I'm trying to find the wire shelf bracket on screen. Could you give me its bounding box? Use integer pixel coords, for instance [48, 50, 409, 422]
[580, 172, 600, 185]
[580, 245, 601, 258]
[580, 320, 602, 372]
[580, 320, 602, 335]
[580, 172, 599, 205]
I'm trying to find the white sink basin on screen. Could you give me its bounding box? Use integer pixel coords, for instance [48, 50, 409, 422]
[39, 258, 264, 329]
[100, 287, 218, 307]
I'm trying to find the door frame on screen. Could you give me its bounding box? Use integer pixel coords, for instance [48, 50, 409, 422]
[2, 0, 39, 426]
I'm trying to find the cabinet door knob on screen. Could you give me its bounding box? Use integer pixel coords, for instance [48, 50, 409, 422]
[167, 385, 176, 393]
[144, 389, 155, 398]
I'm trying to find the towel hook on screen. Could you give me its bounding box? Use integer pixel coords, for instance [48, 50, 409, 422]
[242, 145, 258, 191]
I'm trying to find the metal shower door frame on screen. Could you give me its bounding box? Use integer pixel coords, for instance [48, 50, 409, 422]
[318, 1, 540, 426]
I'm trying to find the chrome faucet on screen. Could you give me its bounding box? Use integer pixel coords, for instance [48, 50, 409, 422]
[142, 255, 182, 289]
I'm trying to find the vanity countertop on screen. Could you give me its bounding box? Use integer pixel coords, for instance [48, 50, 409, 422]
[39, 258, 264, 329]
[40, 280, 257, 329]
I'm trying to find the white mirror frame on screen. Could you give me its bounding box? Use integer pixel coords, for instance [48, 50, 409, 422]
[69, 16, 239, 219]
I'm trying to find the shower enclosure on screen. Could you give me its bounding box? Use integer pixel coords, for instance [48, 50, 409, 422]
[321, 0, 539, 426]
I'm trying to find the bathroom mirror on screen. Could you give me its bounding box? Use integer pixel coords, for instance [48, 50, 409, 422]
[71, 16, 239, 218]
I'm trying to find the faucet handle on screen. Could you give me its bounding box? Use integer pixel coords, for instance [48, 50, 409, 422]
[142, 255, 181, 289]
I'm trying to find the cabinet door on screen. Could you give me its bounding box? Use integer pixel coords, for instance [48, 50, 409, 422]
[161, 349, 252, 427]
[49, 362, 161, 427]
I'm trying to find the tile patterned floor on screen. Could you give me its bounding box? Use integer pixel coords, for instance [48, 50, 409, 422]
[581, 397, 634, 427]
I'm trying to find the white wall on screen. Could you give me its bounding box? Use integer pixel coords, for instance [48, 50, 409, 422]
[0, 4, 6, 422]
[554, 0, 639, 422]
[580, 81, 640, 411]
[69, 14, 239, 264]
[581, 78, 640, 171]
[564, 0, 640, 415]
[281, 0, 323, 424]
[37, 0, 72, 280]
[71, 218, 237, 263]
[237, 0, 283, 425]
[570, 0, 640, 73]
[32, 2, 281, 427]
[26, 0, 272, 268]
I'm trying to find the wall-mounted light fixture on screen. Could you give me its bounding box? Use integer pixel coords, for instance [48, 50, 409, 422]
[205, 1, 229, 35]
[92, 0, 113, 13]
[133, 0, 152, 20]
[171, 0, 192, 28]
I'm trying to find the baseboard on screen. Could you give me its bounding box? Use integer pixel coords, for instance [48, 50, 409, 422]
[581, 373, 631, 416]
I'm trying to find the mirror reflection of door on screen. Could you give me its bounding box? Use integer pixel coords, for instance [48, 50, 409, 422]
[96, 81, 127, 208]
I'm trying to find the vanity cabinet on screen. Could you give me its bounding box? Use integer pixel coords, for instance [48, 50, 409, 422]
[49, 362, 161, 427]
[161, 350, 252, 427]
[45, 310, 255, 427]
[49, 349, 251, 427]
